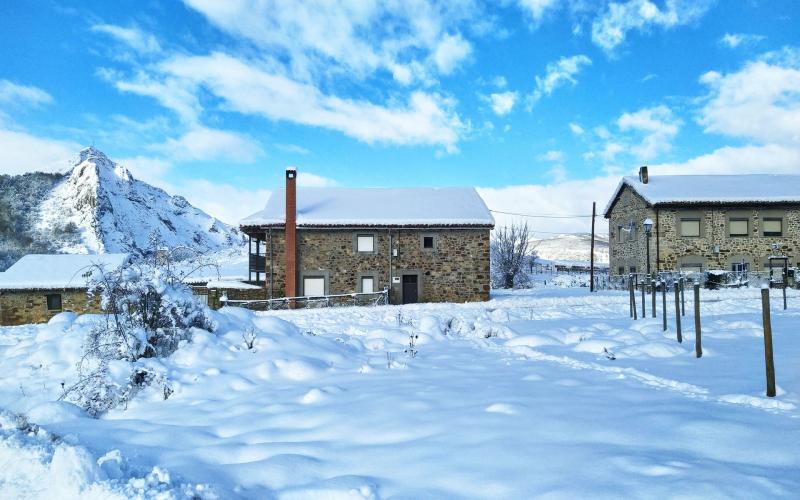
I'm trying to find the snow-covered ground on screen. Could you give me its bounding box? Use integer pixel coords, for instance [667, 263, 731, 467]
[1, 287, 798, 498]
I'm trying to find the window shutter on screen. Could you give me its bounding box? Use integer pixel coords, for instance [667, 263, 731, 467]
[303, 277, 325, 296]
[357, 235, 374, 252]
[361, 276, 374, 293]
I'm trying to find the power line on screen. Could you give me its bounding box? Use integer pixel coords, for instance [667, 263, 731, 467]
[489, 209, 597, 219]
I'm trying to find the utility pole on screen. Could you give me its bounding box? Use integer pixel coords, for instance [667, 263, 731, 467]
[590, 202, 596, 292]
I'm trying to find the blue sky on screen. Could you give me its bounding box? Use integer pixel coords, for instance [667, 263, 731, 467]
[0, 1, 798, 233]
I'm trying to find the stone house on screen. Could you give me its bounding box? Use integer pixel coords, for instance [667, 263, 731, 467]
[604, 167, 800, 276]
[238, 167, 494, 304]
[0, 253, 130, 326]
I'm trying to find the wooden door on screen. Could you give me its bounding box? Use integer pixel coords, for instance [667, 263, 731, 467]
[402, 275, 418, 304]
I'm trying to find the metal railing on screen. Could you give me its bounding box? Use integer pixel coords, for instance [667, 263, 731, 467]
[222, 288, 390, 311]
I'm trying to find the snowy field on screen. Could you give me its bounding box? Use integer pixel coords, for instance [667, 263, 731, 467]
[1, 287, 798, 498]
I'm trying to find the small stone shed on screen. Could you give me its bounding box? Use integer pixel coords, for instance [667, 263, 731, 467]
[0, 253, 130, 326]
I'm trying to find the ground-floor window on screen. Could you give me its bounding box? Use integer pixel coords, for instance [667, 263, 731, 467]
[302, 276, 326, 296]
[731, 262, 749, 273]
[360, 276, 375, 293]
[46, 293, 62, 311]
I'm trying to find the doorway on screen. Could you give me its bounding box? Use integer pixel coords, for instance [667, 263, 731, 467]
[402, 274, 419, 304]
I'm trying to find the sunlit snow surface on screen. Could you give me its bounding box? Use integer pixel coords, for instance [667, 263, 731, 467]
[1, 287, 798, 498]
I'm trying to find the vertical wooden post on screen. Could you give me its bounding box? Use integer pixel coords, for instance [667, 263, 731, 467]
[782, 267, 787, 310]
[680, 277, 685, 317]
[651, 276, 656, 318]
[693, 283, 702, 357]
[761, 287, 776, 397]
[674, 283, 682, 343]
[631, 276, 638, 320]
[641, 279, 646, 319]
[629, 275, 634, 318]
[662, 279, 667, 331]
[590, 202, 596, 292]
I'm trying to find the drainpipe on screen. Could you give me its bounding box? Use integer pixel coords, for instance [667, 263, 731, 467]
[655, 208, 660, 273]
[268, 227, 273, 299]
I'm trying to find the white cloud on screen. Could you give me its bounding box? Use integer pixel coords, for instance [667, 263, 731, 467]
[478, 175, 620, 233]
[719, 33, 765, 49]
[91, 23, 161, 54]
[698, 52, 800, 145]
[297, 172, 338, 188]
[569, 122, 585, 135]
[539, 150, 565, 162]
[485, 91, 518, 116]
[617, 104, 681, 160]
[98, 68, 201, 124]
[182, 0, 480, 84]
[0, 80, 53, 107]
[517, 0, 560, 26]
[0, 128, 79, 174]
[275, 143, 310, 155]
[144, 52, 465, 152]
[650, 143, 800, 175]
[530, 55, 592, 105]
[591, 0, 713, 53]
[433, 33, 472, 74]
[151, 126, 263, 163]
[171, 179, 272, 225]
[116, 155, 173, 186]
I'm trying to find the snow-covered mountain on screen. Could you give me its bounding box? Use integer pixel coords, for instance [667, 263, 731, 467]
[1, 147, 242, 265]
[532, 233, 609, 265]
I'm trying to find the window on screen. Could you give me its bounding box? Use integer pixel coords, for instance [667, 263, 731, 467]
[731, 262, 749, 273]
[629, 266, 637, 274]
[729, 218, 748, 237]
[423, 236, 434, 249]
[764, 218, 783, 237]
[680, 218, 701, 237]
[680, 262, 704, 273]
[617, 225, 624, 242]
[302, 276, 325, 296]
[360, 276, 375, 294]
[618, 266, 625, 276]
[356, 234, 374, 252]
[46, 294, 62, 311]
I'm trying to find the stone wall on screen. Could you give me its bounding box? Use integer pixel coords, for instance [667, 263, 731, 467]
[0, 289, 101, 326]
[244, 227, 491, 303]
[608, 185, 800, 275]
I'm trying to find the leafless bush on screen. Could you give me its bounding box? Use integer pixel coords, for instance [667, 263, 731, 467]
[491, 222, 533, 288]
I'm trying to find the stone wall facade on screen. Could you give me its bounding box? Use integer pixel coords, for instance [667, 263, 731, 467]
[244, 227, 491, 303]
[608, 185, 800, 275]
[0, 289, 101, 326]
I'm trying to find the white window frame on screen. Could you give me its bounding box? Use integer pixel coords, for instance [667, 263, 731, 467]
[360, 276, 375, 294]
[302, 276, 326, 297]
[356, 234, 374, 253]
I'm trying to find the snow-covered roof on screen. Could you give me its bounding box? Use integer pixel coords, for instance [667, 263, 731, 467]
[0, 254, 130, 290]
[240, 187, 495, 227]
[604, 174, 800, 216]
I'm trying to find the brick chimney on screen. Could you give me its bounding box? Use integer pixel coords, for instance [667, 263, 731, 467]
[285, 167, 297, 299]
[639, 166, 649, 184]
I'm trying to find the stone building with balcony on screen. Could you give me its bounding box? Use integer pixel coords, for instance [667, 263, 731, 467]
[238, 168, 494, 304]
[604, 167, 800, 276]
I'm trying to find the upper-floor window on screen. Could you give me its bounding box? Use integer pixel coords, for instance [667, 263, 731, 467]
[763, 217, 783, 237]
[356, 234, 374, 252]
[680, 218, 701, 237]
[617, 225, 624, 242]
[423, 236, 434, 249]
[729, 218, 749, 237]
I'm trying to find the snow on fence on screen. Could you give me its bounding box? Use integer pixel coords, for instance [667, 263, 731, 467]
[222, 288, 390, 311]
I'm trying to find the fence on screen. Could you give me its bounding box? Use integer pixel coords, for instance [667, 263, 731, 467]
[597, 269, 794, 292]
[222, 288, 390, 311]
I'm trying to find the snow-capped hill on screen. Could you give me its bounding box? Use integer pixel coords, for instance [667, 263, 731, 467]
[532, 233, 609, 265]
[36, 147, 243, 255]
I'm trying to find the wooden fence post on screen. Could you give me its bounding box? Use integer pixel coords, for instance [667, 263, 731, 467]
[680, 277, 685, 316]
[662, 279, 667, 331]
[651, 276, 656, 318]
[761, 287, 776, 397]
[641, 280, 646, 319]
[629, 275, 634, 318]
[782, 268, 787, 310]
[674, 283, 682, 343]
[631, 276, 638, 320]
[693, 282, 702, 357]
